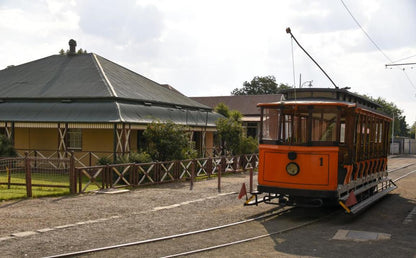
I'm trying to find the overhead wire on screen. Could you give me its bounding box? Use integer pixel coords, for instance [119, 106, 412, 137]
[340, 0, 416, 90]
[291, 37, 296, 88]
[291, 37, 297, 100]
[392, 54, 416, 64]
[340, 0, 392, 63]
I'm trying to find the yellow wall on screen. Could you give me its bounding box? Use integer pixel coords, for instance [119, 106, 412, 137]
[82, 129, 113, 152]
[14, 128, 57, 150]
[14, 128, 29, 149]
[13, 127, 216, 159]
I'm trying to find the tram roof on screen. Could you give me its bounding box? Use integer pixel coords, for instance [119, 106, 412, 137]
[280, 88, 382, 110]
[257, 100, 392, 121]
[257, 100, 356, 107]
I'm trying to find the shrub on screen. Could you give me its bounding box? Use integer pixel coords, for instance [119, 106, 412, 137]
[97, 156, 112, 165]
[143, 121, 195, 161]
[238, 136, 258, 154]
[128, 151, 152, 163]
[96, 156, 113, 165]
[0, 134, 17, 157]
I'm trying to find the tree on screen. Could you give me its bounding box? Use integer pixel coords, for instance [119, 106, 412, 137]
[229, 110, 242, 122]
[231, 75, 290, 95]
[58, 48, 88, 55]
[216, 117, 243, 155]
[77, 48, 87, 54]
[214, 103, 230, 118]
[214, 103, 258, 155]
[143, 121, 196, 161]
[365, 95, 409, 137]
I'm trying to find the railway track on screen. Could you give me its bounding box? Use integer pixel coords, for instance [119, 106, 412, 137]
[44, 206, 294, 258]
[44, 162, 416, 258]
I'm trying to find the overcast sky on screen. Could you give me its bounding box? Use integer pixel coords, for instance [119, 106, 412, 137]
[1, 0, 415, 125]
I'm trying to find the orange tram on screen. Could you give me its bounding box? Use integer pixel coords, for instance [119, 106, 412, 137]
[246, 88, 397, 214]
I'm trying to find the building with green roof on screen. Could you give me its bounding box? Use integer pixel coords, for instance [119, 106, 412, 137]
[0, 40, 221, 165]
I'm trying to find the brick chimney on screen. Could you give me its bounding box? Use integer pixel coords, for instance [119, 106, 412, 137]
[68, 39, 77, 55]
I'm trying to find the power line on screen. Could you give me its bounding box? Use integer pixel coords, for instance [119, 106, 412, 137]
[401, 69, 416, 90]
[340, 0, 416, 91]
[392, 54, 416, 63]
[340, 0, 392, 63]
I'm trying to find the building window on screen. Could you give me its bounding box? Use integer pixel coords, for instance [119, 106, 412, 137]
[67, 129, 82, 150]
[247, 122, 258, 138]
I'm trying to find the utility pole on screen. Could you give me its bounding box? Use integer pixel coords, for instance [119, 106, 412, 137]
[391, 113, 394, 142]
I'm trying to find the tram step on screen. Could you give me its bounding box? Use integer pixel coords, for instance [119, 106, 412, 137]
[349, 185, 397, 214]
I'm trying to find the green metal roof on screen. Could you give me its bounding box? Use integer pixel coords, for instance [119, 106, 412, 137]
[0, 53, 221, 126]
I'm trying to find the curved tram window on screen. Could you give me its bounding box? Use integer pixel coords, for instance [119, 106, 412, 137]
[261, 105, 345, 146]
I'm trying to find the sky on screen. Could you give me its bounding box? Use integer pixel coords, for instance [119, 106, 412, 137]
[1, 0, 416, 125]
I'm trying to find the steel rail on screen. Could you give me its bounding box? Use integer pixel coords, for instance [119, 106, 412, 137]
[387, 162, 416, 173]
[393, 169, 416, 183]
[162, 209, 341, 258]
[43, 207, 292, 258]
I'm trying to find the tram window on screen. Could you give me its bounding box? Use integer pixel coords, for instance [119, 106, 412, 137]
[262, 108, 279, 140]
[281, 114, 292, 142]
[292, 112, 308, 144]
[261, 106, 342, 145]
[311, 110, 337, 142]
[340, 122, 345, 143]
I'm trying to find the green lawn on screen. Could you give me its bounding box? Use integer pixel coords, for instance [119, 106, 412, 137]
[0, 172, 100, 201]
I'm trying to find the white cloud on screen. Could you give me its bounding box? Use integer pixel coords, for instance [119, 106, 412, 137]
[0, 0, 415, 124]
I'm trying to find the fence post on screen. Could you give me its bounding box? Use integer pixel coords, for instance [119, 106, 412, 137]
[155, 162, 160, 183]
[69, 151, 76, 194]
[78, 168, 82, 193]
[7, 166, 11, 189]
[207, 157, 212, 178]
[217, 164, 221, 193]
[190, 159, 195, 190]
[221, 156, 226, 173]
[104, 164, 111, 189]
[24, 152, 32, 198]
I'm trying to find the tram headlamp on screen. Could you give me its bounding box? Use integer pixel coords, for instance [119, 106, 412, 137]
[286, 162, 300, 176]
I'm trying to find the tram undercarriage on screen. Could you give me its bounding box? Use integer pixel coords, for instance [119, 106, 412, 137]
[243, 177, 397, 214]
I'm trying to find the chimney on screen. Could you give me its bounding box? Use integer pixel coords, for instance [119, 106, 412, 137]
[68, 39, 77, 55]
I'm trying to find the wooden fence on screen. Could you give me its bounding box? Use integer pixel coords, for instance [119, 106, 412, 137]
[16, 149, 114, 168]
[75, 154, 259, 193]
[1, 153, 258, 197]
[0, 153, 75, 198]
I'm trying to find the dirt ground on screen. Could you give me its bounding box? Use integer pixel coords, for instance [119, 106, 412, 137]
[0, 156, 415, 257]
